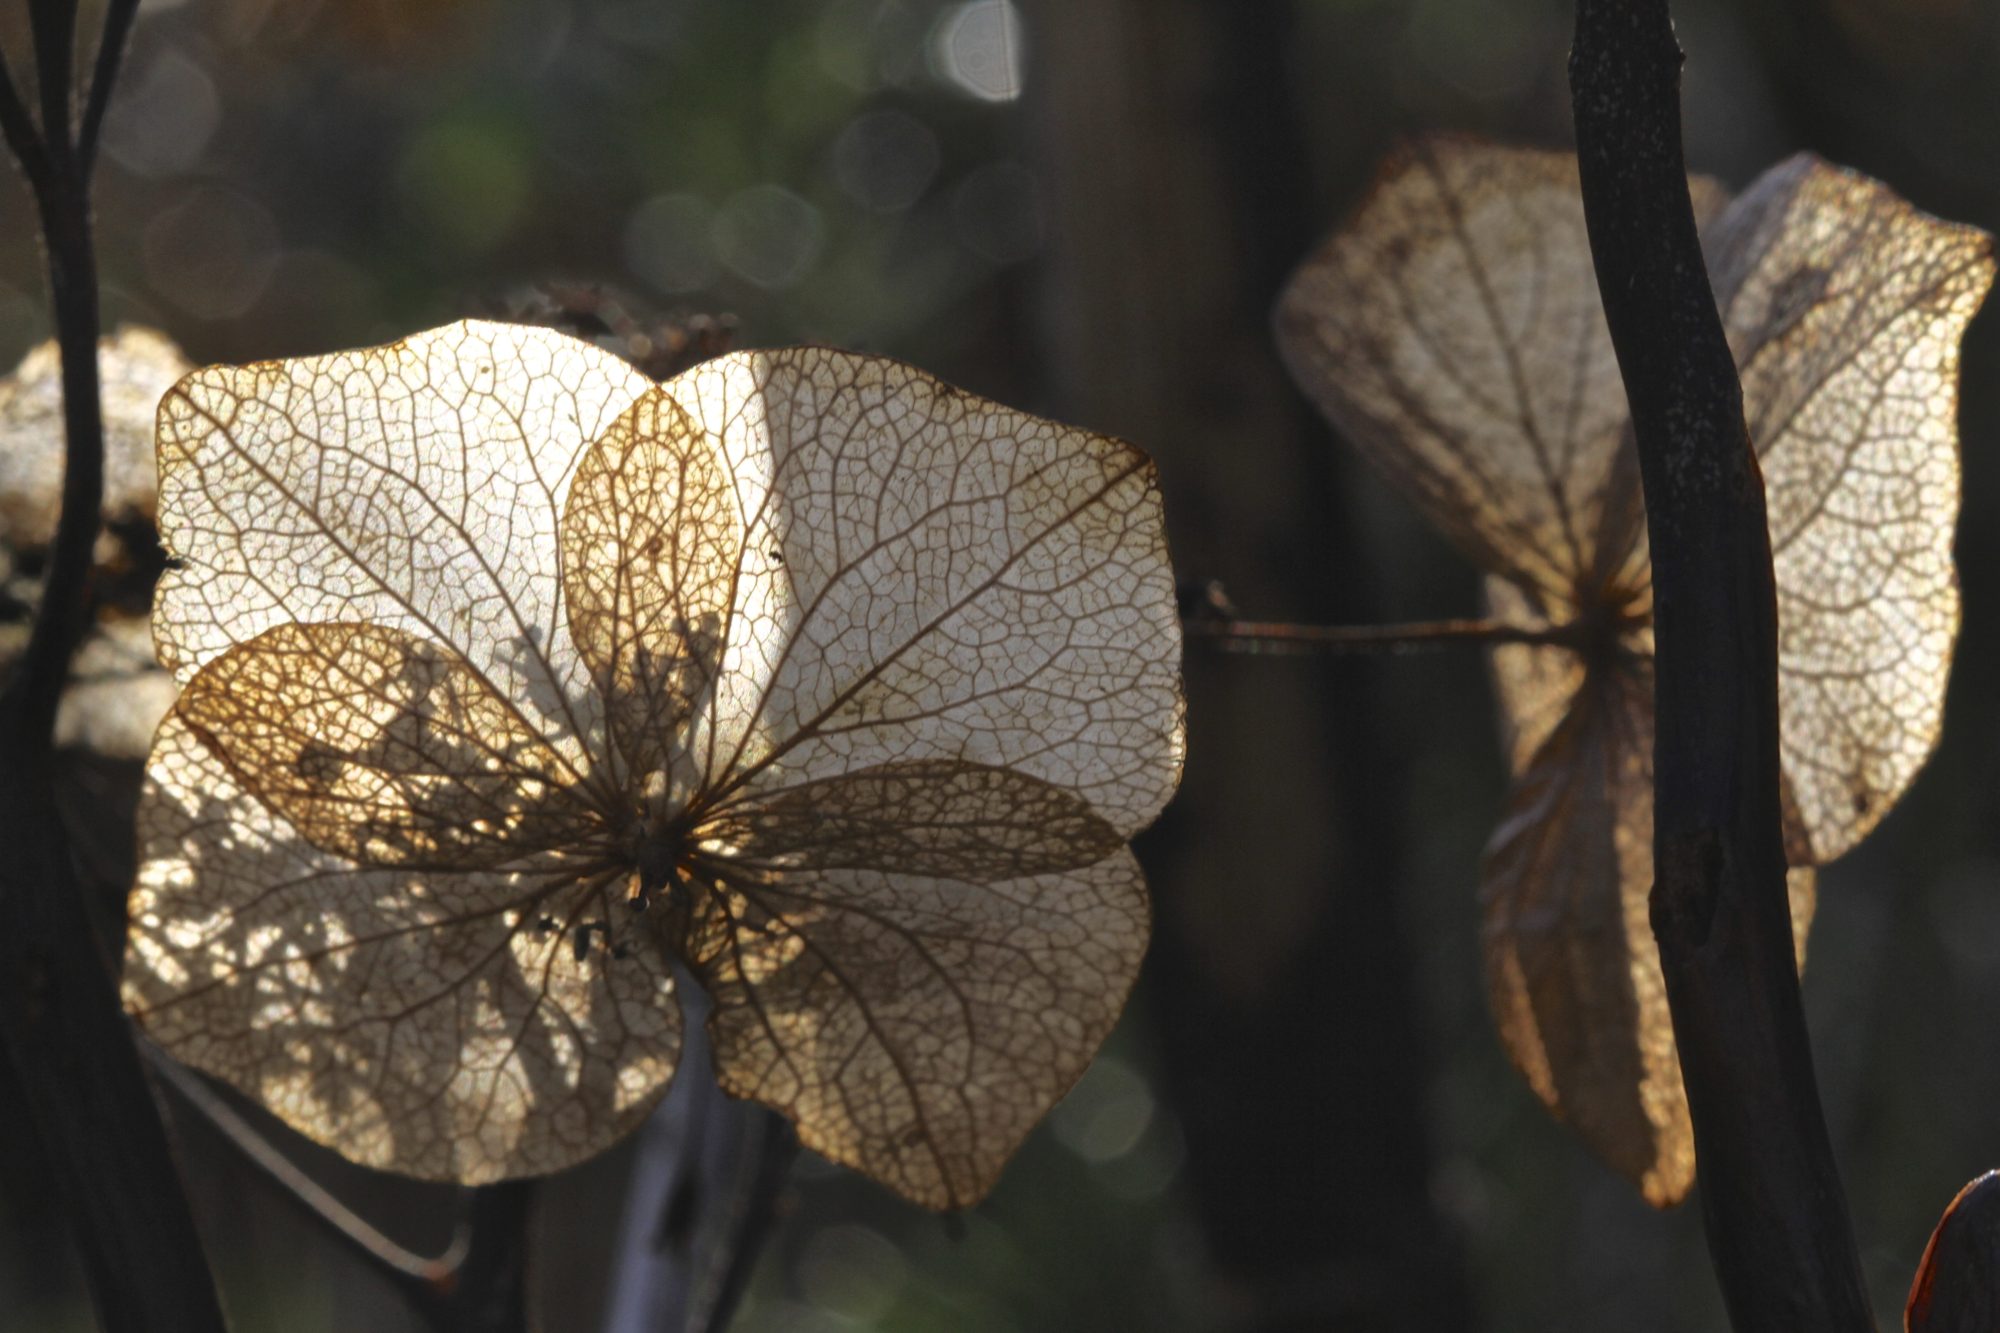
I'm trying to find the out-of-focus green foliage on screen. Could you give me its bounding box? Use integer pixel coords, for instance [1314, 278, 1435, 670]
[0, 0, 1047, 374]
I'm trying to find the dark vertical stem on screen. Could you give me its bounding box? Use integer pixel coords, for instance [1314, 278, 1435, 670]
[0, 5, 230, 1330]
[16, 170, 102, 763]
[0, 818, 230, 1333]
[0, 58, 51, 192]
[1568, 2, 1872, 1329]
[78, 0, 140, 174]
[27, 0, 79, 153]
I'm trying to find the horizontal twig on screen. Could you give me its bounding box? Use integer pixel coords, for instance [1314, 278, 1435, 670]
[1183, 615, 1586, 656]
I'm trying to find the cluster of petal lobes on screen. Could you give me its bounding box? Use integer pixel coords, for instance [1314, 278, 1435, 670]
[124, 321, 1185, 1209]
[1277, 137, 1993, 1206]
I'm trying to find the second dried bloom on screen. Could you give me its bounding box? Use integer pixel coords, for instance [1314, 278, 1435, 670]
[1278, 139, 1993, 1205]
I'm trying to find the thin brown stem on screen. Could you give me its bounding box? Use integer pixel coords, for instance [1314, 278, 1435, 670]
[151, 1038, 540, 1333]
[0, 50, 50, 190]
[77, 0, 139, 174]
[1183, 615, 1586, 656]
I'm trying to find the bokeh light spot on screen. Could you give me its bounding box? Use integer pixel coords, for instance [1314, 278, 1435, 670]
[831, 108, 941, 214]
[711, 184, 825, 290]
[102, 45, 219, 178]
[625, 193, 720, 295]
[143, 187, 280, 320]
[796, 1224, 909, 1323]
[932, 0, 1024, 102]
[1051, 1056, 1155, 1163]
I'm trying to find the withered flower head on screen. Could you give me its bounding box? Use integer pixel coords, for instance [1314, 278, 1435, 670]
[1278, 138, 1993, 1205]
[123, 321, 1185, 1209]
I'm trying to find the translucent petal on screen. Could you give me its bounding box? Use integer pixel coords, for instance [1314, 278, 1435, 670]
[173, 621, 588, 868]
[665, 349, 1184, 836]
[560, 386, 742, 788]
[1287, 140, 1990, 1205]
[132, 326, 1184, 1203]
[1706, 156, 1996, 861]
[686, 847, 1147, 1208]
[709, 757, 1126, 881]
[1484, 575, 1590, 776]
[151, 320, 652, 767]
[125, 712, 681, 1182]
[1482, 659, 1816, 1206]
[1276, 137, 1728, 598]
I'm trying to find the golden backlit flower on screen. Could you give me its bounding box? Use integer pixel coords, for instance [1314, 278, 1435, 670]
[1278, 138, 1993, 1205]
[123, 321, 1184, 1208]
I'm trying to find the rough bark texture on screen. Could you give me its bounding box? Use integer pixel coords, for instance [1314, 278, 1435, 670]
[1569, 2, 1872, 1328]
[1026, 3, 1471, 1328]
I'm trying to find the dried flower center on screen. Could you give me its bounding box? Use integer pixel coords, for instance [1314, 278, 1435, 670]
[1576, 584, 1652, 673]
[634, 828, 685, 901]
[619, 765, 696, 902]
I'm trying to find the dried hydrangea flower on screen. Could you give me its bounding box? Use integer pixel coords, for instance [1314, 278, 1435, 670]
[123, 321, 1184, 1208]
[1278, 138, 1993, 1205]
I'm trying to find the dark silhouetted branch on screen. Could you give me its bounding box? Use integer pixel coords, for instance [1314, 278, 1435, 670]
[78, 0, 140, 173]
[0, 52, 51, 191]
[0, 6, 229, 1330]
[1569, 2, 1872, 1329]
[27, 0, 78, 163]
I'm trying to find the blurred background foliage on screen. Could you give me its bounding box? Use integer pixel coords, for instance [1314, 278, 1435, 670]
[3, 0, 2000, 1330]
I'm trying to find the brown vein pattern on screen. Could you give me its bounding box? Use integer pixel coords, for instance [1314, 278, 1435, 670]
[125, 323, 1184, 1206]
[1278, 138, 1991, 1204]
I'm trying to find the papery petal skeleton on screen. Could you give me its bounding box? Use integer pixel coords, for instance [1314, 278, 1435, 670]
[125, 322, 1184, 1208]
[1278, 139, 1992, 1205]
